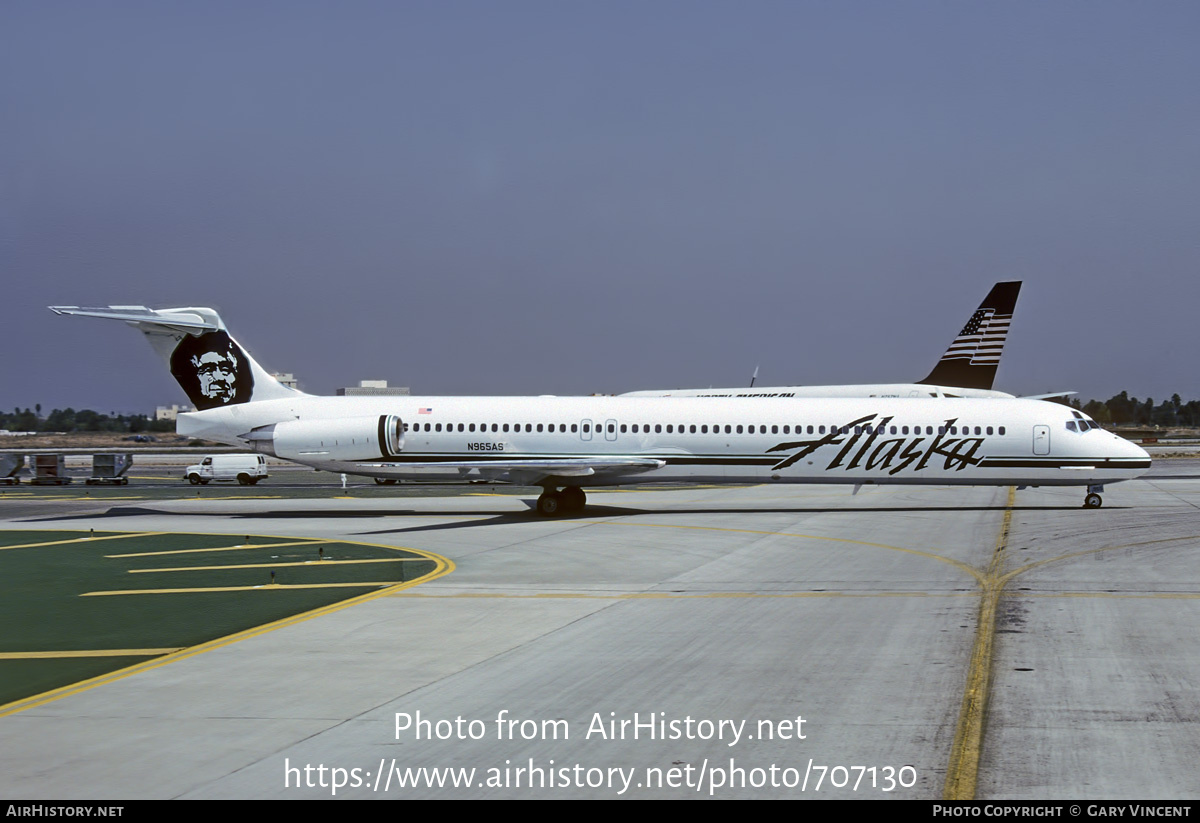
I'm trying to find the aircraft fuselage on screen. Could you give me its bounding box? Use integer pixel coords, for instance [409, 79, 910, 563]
[179, 395, 1149, 489]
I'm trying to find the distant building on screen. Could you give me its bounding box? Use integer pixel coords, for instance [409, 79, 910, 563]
[156, 404, 195, 421]
[337, 380, 410, 397]
[271, 373, 299, 390]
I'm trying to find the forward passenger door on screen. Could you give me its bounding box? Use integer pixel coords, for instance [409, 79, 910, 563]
[1033, 425, 1050, 455]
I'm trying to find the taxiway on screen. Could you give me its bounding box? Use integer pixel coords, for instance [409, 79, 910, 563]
[0, 469, 1196, 799]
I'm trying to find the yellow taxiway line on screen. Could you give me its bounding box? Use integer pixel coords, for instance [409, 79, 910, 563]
[0, 532, 165, 552]
[0, 531, 454, 719]
[0, 649, 182, 659]
[943, 486, 1014, 801]
[107, 539, 325, 558]
[82, 581, 406, 596]
[128, 557, 425, 573]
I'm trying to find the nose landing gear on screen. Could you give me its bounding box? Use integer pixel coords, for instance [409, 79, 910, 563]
[1083, 484, 1104, 509]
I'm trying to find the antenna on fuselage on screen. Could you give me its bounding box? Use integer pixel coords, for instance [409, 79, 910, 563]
[749, 365, 759, 388]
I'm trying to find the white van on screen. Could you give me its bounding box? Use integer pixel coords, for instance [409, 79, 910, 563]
[185, 454, 269, 485]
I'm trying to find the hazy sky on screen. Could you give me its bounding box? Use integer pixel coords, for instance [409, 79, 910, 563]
[3, 2, 1198, 414]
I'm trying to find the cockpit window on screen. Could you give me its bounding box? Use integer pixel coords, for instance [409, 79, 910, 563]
[1068, 410, 1100, 433]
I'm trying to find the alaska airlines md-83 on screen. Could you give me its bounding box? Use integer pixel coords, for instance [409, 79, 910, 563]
[50, 304, 1147, 515]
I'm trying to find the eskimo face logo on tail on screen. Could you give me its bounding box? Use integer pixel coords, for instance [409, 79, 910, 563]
[169, 331, 255, 410]
[766, 413, 986, 475]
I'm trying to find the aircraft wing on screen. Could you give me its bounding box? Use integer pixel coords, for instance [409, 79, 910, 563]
[354, 456, 666, 486]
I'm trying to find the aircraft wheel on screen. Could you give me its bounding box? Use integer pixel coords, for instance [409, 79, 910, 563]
[562, 486, 586, 512]
[1084, 493, 1102, 509]
[188, 474, 202, 485]
[536, 491, 562, 517]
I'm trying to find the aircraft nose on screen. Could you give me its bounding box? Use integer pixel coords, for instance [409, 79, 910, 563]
[1112, 432, 1152, 471]
[1118, 433, 1150, 458]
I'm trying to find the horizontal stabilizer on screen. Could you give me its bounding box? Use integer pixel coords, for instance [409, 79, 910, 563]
[50, 304, 301, 409]
[49, 306, 222, 333]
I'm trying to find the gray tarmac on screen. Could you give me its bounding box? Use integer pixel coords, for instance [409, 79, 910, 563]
[0, 465, 1197, 800]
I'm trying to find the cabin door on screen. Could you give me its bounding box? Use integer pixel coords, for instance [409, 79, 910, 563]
[1033, 425, 1050, 455]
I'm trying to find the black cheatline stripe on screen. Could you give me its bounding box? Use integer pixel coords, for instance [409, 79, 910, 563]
[663, 456, 777, 466]
[979, 459, 1151, 469]
[365, 453, 1150, 470]
[364, 453, 777, 466]
[978, 456, 1149, 463]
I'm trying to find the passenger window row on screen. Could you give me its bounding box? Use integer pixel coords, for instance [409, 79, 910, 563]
[404, 422, 577, 433]
[402, 422, 1008, 436]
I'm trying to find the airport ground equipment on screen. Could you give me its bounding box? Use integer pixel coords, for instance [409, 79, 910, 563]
[185, 454, 268, 485]
[0, 454, 24, 485]
[86, 453, 133, 485]
[30, 454, 71, 485]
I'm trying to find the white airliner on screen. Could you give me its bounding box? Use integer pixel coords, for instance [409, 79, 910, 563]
[50, 304, 1148, 514]
[622, 281, 1033, 400]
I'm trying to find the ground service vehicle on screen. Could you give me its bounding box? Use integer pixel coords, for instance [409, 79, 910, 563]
[185, 454, 268, 485]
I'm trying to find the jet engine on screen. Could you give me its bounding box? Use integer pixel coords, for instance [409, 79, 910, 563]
[245, 414, 404, 462]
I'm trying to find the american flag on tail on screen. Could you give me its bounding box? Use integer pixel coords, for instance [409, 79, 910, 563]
[918, 281, 1021, 390]
[941, 306, 1013, 366]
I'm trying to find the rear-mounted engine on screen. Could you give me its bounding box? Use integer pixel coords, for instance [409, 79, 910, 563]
[244, 414, 404, 462]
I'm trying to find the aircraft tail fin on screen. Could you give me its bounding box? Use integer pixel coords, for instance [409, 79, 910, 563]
[917, 281, 1021, 391]
[49, 305, 305, 410]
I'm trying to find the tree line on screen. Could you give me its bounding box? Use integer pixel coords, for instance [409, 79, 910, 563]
[1, 406, 175, 434]
[1058, 393, 1197, 427]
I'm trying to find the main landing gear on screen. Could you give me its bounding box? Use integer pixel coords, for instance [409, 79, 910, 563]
[536, 486, 587, 517]
[1083, 484, 1104, 509]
